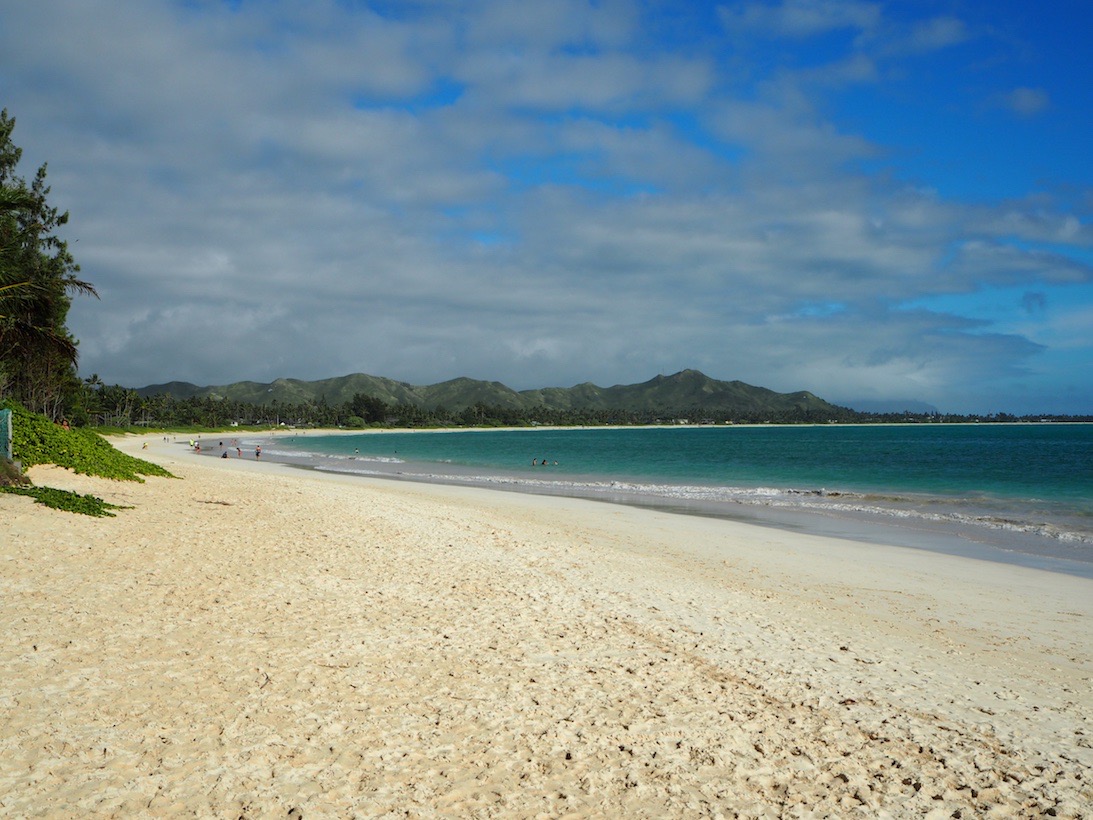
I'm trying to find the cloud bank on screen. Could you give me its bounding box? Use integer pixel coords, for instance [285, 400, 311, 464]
[1, 0, 1090, 413]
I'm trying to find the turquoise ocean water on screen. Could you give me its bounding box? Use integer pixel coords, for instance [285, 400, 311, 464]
[236, 424, 1093, 576]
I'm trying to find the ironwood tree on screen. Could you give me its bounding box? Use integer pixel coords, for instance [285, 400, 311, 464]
[0, 109, 97, 420]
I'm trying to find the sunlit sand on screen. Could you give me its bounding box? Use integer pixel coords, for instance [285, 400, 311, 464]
[2, 436, 1090, 816]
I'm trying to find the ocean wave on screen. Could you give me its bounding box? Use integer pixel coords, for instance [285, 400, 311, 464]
[264, 449, 405, 464]
[770, 496, 1093, 545]
[309, 465, 1093, 546]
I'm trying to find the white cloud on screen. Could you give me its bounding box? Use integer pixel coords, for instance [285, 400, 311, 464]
[949, 241, 1091, 286]
[710, 99, 878, 177]
[999, 86, 1051, 118]
[719, 0, 881, 39]
[903, 15, 968, 52]
[464, 0, 639, 51]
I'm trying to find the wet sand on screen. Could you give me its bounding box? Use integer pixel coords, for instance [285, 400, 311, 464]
[2, 436, 1090, 816]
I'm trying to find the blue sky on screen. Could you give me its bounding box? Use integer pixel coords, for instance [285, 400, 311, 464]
[1, 0, 1090, 413]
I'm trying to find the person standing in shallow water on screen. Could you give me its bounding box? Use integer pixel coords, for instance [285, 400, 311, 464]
[255, 445, 261, 459]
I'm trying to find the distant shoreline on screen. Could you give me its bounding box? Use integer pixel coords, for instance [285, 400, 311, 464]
[184, 417, 1093, 440]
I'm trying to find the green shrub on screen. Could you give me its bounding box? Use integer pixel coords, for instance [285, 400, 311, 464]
[1, 485, 128, 517]
[1, 401, 173, 481]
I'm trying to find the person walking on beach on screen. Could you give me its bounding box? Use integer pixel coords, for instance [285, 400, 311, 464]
[255, 445, 262, 459]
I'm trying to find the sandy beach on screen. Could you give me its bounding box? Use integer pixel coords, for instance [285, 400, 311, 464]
[2, 436, 1091, 817]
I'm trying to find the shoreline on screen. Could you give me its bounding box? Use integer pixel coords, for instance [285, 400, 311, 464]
[2, 434, 1091, 815]
[205, 428, 1093, 579]
[178, 417, 1093, 443]
[297, 452, 1093, 579]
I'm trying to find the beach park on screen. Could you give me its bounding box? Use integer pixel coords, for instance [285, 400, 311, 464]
[2, 435, 1090, 816]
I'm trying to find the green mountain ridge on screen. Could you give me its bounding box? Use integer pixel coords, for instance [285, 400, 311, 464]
[137, 369, 851, 419]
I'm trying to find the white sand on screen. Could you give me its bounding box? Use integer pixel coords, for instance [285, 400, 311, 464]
[2, 436, 1090, 817]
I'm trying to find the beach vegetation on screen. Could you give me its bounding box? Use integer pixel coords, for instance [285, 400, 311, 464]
[0, 400, 172, 516]
[0, 109, 98, 423]
[349, 392, 388, 424]
[1, 401, 172, 480]
[1, 484, 128, 516]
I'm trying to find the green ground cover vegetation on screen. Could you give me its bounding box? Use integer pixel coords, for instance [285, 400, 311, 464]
[0, 401, 174, 516]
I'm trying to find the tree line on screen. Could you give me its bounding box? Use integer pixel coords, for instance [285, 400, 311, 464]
[54, 380, 1090, 430]
[69, 384, 809, 429]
